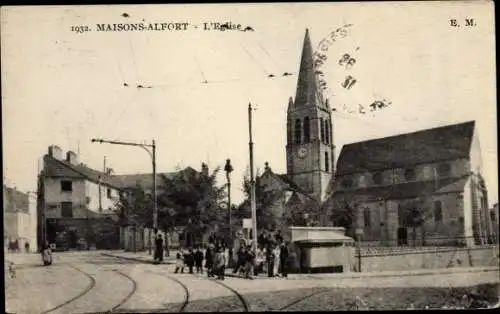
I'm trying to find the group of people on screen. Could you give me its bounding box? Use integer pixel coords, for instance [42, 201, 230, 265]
[6, 239, 30, 253]
[153, 230, 291, 280]
[234, 240, 289, 279]
[174, 244, 227, 279]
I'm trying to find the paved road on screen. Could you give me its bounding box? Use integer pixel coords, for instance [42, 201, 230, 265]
[5, 252, 499, 313]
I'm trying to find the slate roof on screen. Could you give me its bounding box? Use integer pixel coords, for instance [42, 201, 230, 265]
[331, 176, 468, 201]
[43, 155, 119, 188]
[110, 172, 177, 190]
[336, 121, 475, 175]
[3, 186, 29, 213]
[43, 154, 196, 190]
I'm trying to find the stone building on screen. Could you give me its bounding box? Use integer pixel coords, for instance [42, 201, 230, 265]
[326, 121, 493, 247]
[37, 145, 123, 251]
[37, 145, 206, 251]
[254, 29, 492, 247]
[4, 185, 36, 251]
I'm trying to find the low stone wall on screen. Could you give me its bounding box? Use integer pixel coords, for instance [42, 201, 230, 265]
[356, 246, 499, 272]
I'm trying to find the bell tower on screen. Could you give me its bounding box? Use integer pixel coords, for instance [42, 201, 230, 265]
[286, 29, 335, 202]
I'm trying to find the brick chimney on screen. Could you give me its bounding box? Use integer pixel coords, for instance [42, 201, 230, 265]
[66, 150, 79, 165]
[48, 145, 63, 160]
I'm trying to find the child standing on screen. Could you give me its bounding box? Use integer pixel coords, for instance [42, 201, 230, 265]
[174, 252, 184, 273]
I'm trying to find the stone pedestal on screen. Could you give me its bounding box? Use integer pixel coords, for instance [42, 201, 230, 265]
[289, 227, 355, 273]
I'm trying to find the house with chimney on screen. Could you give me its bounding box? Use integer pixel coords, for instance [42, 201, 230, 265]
[37, 145, 205, 251]
[37, 145, 124, 250]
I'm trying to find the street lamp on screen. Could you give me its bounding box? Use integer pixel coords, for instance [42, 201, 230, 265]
[355, 227, 364, 272]
[224, 159, 233, 239]
[91, 138, 157, 255]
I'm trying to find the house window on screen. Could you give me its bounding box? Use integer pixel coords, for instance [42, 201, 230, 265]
[434, 200, 443, 222]
[372, 172, 383, 185]
[325, 152, 329, 172]
[303, 117, 310, 143]
[107, 188, 112, 198]
[294, 119, 302, 144]
[341, 178, 353, 189]
[490, 210, 496, 222]
[404, 168, 416, 181]
[363, 208, 371, 227]
[320, 118, 325, 142]
[459, 216, 464, 224]
[61, 180, 73, 192]
[437, 163, 451, 178]
[61, 202, 73, 218]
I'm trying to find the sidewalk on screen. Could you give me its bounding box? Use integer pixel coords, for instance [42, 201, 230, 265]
[103, 249, 499, 280]
[213, 265, 499, 281]
[101, 250, 178, 264]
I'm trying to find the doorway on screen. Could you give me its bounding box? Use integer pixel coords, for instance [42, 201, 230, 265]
[397, 227, 408, 245]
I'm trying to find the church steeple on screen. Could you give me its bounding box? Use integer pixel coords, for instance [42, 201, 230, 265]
[286, 28, 334, 203]
[294, 28, 319, 108]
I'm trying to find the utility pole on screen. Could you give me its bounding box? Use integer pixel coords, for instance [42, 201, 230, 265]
[91, 138, 158, 255]
[248, 103, 258, 252]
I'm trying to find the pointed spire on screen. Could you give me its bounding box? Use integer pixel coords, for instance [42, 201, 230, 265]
[294, 28, 319, 108]
[287, 96, 294, 112]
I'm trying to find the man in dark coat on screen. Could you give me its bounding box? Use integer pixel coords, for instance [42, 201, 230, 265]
[154, 234, 164, 263]
[194, 247, 204, 274]
[266, 243, 275, 277]
[279, 242, 289, 278]
[205, 244, 215, 277]
[184, 248, 195, 274]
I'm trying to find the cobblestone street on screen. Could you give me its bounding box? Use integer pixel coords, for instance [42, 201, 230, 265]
[5, 251, 499, 313]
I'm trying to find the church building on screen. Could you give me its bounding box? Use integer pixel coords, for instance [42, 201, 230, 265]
[256, 29, 493, 247]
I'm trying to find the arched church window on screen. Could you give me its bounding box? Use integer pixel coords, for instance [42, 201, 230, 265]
[325, 122, 330, 144]
[434, 200, 443, 222]
[437, 163, 451, 178]
[325, 151, 329, 172]
[341, 177, 353, 189]
[404, 168, 416, 181]
[372, 172, 383, 185]
[303, 117, 310, 143]
[294, 119, 301, 144]
[287, 119, 292, 144]
[320, 118, 325, 142]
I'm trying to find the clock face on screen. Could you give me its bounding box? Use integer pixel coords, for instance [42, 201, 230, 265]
[298, 147, 308, 158]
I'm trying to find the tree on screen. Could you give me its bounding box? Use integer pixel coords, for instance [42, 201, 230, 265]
[156, 164, 228, 246]
[327, 197, 360, 238]
[240, 173, 282, 232]
[400, 197, 432, 246]
[115, 183, 154, 228]
[285, 196, 321, 227]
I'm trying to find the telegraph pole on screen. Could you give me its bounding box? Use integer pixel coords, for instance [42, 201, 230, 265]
[248, 103, 258, 252]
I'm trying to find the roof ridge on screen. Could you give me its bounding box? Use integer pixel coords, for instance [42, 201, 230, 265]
[46, 155, 119, 188]
[343, 120, 475, 147]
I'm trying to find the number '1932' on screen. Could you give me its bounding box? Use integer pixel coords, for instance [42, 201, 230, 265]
[71, 26, 91, 33]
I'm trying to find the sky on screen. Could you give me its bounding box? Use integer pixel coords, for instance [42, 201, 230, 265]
[2, 2, 497, 207]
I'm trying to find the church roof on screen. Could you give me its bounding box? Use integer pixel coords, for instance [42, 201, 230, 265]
[336, 121, 475, 175]
[331, 176, 468, 200]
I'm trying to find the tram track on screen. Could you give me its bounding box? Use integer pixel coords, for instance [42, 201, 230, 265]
[210, 279, 250, 312]
[276, 287, 330, 311]
[41, 264, 97, 314]
[108, 270, 139, 313]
